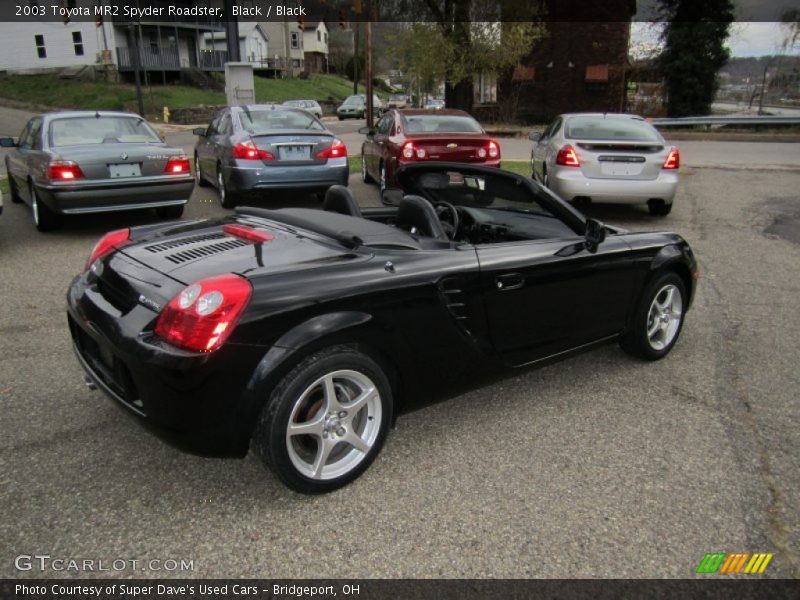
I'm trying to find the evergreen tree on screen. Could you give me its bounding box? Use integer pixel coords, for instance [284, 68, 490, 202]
[658, 0, 735, 116]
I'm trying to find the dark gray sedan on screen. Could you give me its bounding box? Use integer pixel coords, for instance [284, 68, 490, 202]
[193, 105, 349, 208]
[1, 111, 194, 231]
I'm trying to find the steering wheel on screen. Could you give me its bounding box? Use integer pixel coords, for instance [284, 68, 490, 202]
[434, 201, 460, 240]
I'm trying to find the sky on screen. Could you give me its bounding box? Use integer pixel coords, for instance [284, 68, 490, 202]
[630, 22, 798, 59]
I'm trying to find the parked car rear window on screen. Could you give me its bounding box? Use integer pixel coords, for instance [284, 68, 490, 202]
[238, 109, 323, 132]
[49, 116, 161, 146]
[403, 115, 483, 133]
[565, 117, 659, 141]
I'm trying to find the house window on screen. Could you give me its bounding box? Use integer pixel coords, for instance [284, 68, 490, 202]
[290, 32, 299, 49]
[324, 33, 328, 44]
[72, 31, 84, 56]
[317, 30, 321, 42]
[34, 34, 46, 59]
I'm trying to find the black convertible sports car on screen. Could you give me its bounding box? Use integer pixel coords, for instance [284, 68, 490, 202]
[67, 163, 697, 493]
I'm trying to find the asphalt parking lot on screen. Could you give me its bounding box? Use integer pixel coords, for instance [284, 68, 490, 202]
[0, 117, 799, 578]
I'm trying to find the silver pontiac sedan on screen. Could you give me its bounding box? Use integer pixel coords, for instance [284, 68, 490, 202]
[529, 113, 679, 216]
[193, 104, 349, 208]
[1, 111, 194, 231]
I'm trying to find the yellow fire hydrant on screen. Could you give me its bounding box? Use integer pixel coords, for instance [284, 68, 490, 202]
[163, 106, 171, 123]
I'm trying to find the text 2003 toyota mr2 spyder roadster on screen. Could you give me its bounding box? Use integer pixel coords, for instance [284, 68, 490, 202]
[67, 163, 697, 493]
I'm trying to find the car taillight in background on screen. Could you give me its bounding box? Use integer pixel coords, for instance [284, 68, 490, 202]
[477, 140, 501, 160]
[86, 228, 131, 269]
[233, 141, 275, 161]
[316, 138, 346, 160]
[154, 273, 253, 353]
[48, 161, 85, 180]
[401, 141, 427, 160]
[164, 156, 190, 174]
[663, 147, 680, 170]
[555, 145, 581, 167]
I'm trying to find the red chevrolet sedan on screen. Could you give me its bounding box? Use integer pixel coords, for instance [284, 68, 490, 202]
[359, 109, 500, 191]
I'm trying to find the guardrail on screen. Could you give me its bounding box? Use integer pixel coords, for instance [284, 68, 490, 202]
[651, 115, 800, 127]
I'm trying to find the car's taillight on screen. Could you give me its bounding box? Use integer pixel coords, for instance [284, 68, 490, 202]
[86, 228, 130, 269]
[154, 273, 252, 353]
[164, 155, 190, 174]
[223, 223, 274, 243]
[315, 138, 346, 159]
[401, 141, 426, 160]
[232, 141, 275, 161]
[663, 147, 680, 169]
[48, 161, 84, 180]
[477, 140, 500, 160]
[555, 145, 581, 167]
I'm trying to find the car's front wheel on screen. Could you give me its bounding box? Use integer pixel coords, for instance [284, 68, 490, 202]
[620, 271, 687, 360]
[253, 345, 393, 494]
[195, 155, 210, 187]
[217, 166, 236, 209]
[30, 185, 61, 232]
[6, 166, 23, 204]
[361, 153, 374, 183]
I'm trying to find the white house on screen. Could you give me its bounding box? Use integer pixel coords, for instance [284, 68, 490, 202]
[203, 23, 269, 65]
[302, 22, 329, 74]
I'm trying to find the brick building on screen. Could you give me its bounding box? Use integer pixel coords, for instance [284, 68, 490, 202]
[498, 1, 636, 122]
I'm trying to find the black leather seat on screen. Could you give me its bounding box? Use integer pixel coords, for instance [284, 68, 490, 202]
[323, 185, 362, 218]
[396, 195, 448, 240]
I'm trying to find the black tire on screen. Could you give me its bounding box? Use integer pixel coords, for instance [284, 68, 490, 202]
[252, 345, 393, 494]
[155, 204, 185, 219]
[361, 153, 374, 183]
[216, 165, 237, 209]
[30, 184, 61, 232]
[649, 201, 673, 216]
[619, 271, 687, 361]
[194, 155, 210, 187]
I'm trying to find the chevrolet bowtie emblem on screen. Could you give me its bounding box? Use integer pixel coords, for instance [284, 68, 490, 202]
[447, 143, 458, 149]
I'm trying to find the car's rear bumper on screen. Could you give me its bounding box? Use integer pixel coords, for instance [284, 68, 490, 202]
[224, 158, 349, 194]
[66, 271, 264, 457]
[35, 176, 194, 214]
[550, 169, 679, 205]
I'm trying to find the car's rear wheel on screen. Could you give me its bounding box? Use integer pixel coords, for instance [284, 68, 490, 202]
[620, 271, 687, 361]
[361, 153, 374, 183]
[194, 155, 210, 187]
[253, 345, 393, 494]
[217, 166, 236, 209]
[29, 185, 61, 232]
[155, 205, 185, 219]
[648, 201, 673, 216]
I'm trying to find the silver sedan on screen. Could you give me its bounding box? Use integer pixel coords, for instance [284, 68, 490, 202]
[529, 113, 679, 216]
[1, 111, 194, 231]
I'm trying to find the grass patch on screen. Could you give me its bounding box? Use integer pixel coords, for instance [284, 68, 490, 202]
[0, 73, 365, 117]
[0, 178, 8, 195]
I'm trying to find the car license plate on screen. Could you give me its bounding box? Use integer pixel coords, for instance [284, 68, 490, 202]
[600, 163, 643, 177]
[109, 163, 141, 178]
[279, 146, 311, 161]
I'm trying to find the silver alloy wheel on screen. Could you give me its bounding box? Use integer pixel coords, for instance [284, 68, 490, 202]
[286, 369, 382, 481]
[195, 156, 202, 184]
[646, 283, 683, 351]
[217, 169, 225, 205]
[31, 187, 39, 226]
[361, 154, 368, 182]
[380, 164, 386, 192]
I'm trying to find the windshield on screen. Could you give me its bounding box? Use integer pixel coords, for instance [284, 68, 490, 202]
[404, 115, 482, 133]
[49, 116, 161, 146]
[390, 94, 405, 101]
[342, 96, 364, 106]
[238, 109, 323, 132]
[565, 117, 660, 141]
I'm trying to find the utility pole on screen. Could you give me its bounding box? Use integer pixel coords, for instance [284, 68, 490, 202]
[365, 10, 373, 126]
[224, 0, 241, 62]
[353, 23, 359, 95]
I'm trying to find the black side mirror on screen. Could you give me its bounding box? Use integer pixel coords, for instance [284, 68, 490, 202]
[528, 131, 542, 142]
[0, 136, 17, 148]
[584, 218, 606, 252]
[358, 126, 375, 136]
[192, 127, 207, 137]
